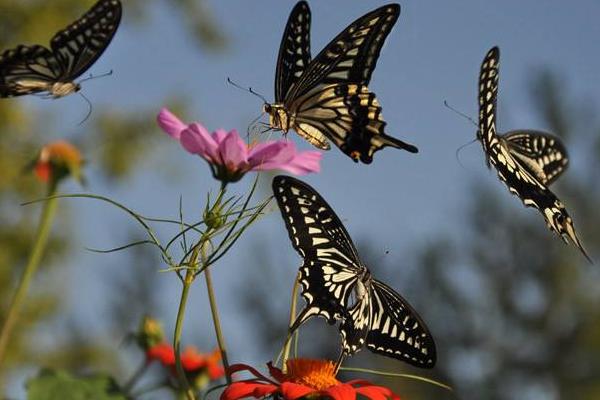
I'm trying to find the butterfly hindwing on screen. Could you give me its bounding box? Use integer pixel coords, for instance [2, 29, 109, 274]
[478, 46, 590, 262]
[367, 279, 436, 367]
[273, 176, 436, 367]
[503, 130, 568, 185]
[0, 45, 63, 97]
[274, 1, 311, 103]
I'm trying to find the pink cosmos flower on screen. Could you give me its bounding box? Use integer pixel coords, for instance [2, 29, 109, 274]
[157, 108, 321, 183]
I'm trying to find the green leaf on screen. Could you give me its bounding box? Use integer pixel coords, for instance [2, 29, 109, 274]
[27, 369, 126, 400]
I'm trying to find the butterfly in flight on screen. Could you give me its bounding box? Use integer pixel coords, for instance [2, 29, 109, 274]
[0, 0, 122, 99]
[273, 176, 436, 368]
[477, 46, 591, 263]
[263, 1, 418, 164]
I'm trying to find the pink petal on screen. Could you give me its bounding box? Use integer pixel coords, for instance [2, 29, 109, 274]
[212, 129, 229, 145]
[277, 150, 322, 175]
[218, 130, 248, 169]
[181, 123, 219, 161]
[247, 141, 294, 170]
[157, 108, 187, 140]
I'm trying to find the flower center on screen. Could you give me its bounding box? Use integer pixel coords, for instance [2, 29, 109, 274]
[283, 359, 340, 391]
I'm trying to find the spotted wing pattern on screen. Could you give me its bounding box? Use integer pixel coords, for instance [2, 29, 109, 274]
[274, 1, 311, 103]
[273, 175, 436, 367]
[0, 0, 121, 97]
[503, 130, 568, 185]
[478, 46, 590, 262]
[269, 2, 418, 163]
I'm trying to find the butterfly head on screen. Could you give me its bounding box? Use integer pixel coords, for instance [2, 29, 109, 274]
[263, 103, 290, 132]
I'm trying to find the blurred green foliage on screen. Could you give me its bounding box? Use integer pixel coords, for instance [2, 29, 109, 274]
[0, 0, 225, 393]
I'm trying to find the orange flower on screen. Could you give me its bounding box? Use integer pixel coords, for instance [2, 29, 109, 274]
[33, 140, 83, 184]
[222, 359, 401, 400]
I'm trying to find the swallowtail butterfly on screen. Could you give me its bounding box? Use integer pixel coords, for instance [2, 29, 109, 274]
[273, 176, 436, 368]
[478, 46, 591, 263]
[0, 0, 122, 98]
[264, 2, 418, 164]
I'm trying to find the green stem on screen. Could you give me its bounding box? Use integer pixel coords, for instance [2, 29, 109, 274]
[202, 241, 231, 385]
[0, 182, 59, 366]
[173, 269, 196, 400]
[281, 272, 301, 372]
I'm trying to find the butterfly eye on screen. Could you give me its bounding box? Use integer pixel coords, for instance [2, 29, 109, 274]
[263, 104, 272, 113]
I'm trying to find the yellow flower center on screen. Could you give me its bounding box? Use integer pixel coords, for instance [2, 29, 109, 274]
[283, 359, 340, 391]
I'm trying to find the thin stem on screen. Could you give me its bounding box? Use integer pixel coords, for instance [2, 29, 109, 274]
[173, 268, 196, 400]
[281, 271, 301, 372]
[0, 182, 59, 366]
[202, 240, 231, 384]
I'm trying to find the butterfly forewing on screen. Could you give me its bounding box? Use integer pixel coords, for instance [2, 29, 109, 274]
[288, 4, 400, 100]
[51, 0, 122, 79]
[503, 130, 568, 185]
[275, 1, 311, 102]
[367, 280, 436, 367]
[273, 176, 363, 325]
[477, 46, 590, 262]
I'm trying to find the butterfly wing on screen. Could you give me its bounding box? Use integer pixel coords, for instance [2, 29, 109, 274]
[293, 83, 417, 163]
[478, 47, 591, 262]
[288, 3, 400, 100]
[272, 175, 364, 328]
[365, 279, 436, 367]
[50, 0, 122, 80]
[274, 1, 311, 103]
[502, 130, 568, 186]
[0, 45, 63, 97]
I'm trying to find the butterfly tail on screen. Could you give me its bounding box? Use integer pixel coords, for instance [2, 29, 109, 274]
[562, 220, 593, 264]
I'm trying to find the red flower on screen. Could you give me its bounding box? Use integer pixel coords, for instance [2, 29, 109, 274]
[146, 342, 175, 365]
[222, 359, 401, 400]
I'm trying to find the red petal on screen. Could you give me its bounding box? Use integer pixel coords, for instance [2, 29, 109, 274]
[355, 385, 399, 400]
[220, 382, 277, 400]
[324, 384, 356, 400]
[280, 382, 315, 400]
[227, 363, 277, 384]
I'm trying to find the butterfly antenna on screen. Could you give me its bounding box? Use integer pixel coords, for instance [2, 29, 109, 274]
[227, 77, 268, 104]
[455, 138, 478, 169]
[78, 70, 114, 84]
[444, 100, 477, 127]
[77, 92, 93, 125]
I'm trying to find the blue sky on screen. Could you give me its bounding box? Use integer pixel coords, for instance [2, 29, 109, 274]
[9, 0, 600, 395]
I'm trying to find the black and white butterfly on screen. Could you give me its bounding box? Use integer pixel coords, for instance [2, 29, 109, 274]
[478, 46, 591, 262]
[0, 0, 122, 99]
[263, 1, 418, 164]
[273, 176, 436, 368]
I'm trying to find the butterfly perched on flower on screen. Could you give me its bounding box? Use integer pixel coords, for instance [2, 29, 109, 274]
[0, 0, 122, 99]
[273, 176, 436, 368]
[477, 46, 591, 262]
[264, 1, 418, 164]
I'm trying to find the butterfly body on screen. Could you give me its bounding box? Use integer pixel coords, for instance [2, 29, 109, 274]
[0, 0, 121, 99]
[268, 2, 418, 163]
[273, 176, 436, 367]
[477, 46, 590, 262]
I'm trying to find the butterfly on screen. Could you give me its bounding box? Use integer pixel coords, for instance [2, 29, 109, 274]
[477, 46, 591, 263]
[263, 1, 418, 164]
[273, 175, 436, 368]
[0, 0, 122, 99]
